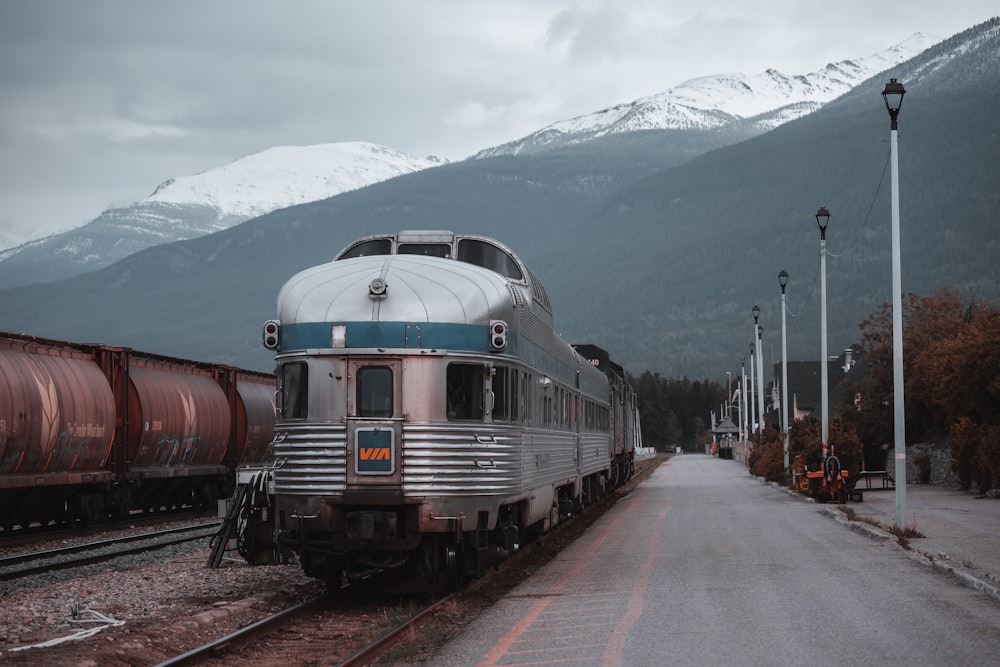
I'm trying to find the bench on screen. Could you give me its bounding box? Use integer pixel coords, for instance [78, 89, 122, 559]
[857, 470, 895, 489]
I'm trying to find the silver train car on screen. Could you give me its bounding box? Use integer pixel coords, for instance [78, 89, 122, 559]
[261, 230, 639, 586]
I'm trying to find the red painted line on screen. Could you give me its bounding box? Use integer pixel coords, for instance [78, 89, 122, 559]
[602, 500, 670, 666]
[475, 513, 626, 667]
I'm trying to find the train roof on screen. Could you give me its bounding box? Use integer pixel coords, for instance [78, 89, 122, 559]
[573, 343, 627, 379]
[334, 231, 551, 316]
[273, 254, 530, 355]
[276, 254, 516, 327]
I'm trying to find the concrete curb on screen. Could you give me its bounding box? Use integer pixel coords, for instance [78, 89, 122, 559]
[815, 503, 1000, 604]
[754, 474, 1000, 604]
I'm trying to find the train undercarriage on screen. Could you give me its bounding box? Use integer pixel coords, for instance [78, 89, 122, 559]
[0, 474, 230, 533]
[228, 466, 624, 590]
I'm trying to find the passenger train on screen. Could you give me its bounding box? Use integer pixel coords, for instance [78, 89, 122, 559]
[259, 230, 641, 586]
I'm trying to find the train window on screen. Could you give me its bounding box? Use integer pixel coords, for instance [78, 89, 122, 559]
[457, 239, 524, 280]
[399, 243, 451, 258]
[492, 366, 509, 421]
[357, 366, 393, 418]
[282, 362, 308, 420]
[510, 369, 520, 423]
[447, 363, 484, 421]
[339, 238, 392, 259]
[523, 372, 532, 425]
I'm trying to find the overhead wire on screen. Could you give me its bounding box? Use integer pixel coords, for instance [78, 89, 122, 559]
[784, 145, 891, 321]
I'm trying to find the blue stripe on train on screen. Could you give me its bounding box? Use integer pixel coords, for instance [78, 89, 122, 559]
[280, 321, 492, 353]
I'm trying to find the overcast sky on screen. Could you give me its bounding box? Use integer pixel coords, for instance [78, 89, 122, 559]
[0, 1, 995, 246]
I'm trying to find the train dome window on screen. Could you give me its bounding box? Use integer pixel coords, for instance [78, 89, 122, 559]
[338, 238, 392, 260]
[457, 239, 523, 280]
[398, 242, 451, 258]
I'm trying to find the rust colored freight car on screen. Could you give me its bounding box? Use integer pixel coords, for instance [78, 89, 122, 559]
[0, 332, 276, 530]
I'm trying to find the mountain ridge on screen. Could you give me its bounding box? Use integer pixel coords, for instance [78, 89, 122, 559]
[474, 33, 940, 157]
[0, 142, 439, 288]
[1, 19, 996, 382]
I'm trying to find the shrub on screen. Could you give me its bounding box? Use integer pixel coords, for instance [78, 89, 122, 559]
[748, 426, 787, 483]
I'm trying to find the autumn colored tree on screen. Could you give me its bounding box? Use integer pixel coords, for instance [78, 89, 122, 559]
[855, 288, 1000, 490]
[747, 424, 785, 482]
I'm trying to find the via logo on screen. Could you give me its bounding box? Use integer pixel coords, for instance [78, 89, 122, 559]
[357, 428, 394, 474]
[359, 447, 390, 460]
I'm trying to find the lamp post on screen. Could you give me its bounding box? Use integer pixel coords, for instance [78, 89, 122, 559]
[740, 356, 747, 443]
[752, 305, 765, 434]
[815, 207, 831, 459]
[758, 324, 765, 433]
[749, 342, 756, 436]
[726, 371, 732, 418]
[779, 270, 790, 471]
[883, 78, 908, 530]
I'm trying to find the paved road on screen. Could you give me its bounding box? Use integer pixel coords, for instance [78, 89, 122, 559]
[424, 454, 1000, 666]
[839, 480, 1000, 594]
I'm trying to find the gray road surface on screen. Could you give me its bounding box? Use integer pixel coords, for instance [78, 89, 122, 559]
[424, 454, 1000, 666]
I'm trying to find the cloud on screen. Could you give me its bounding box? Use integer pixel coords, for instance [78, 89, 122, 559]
[0, 0, 995, 245]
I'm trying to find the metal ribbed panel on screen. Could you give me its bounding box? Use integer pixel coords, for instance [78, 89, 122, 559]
[522, 430, 580, 487]
[271, 423, 347, 495]
[579, 433, 612, 477]
[401, 425, 587, 498]
[519, 309, 550, 344]
[401, 424, 522, 496]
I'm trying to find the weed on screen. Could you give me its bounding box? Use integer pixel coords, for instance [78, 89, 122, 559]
[835, 505, 924, 547]
[840, 506, 857, 521]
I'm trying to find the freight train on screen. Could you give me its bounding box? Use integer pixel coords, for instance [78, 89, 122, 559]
[0, 332, 276, 531]
[254, 230, 641, 587]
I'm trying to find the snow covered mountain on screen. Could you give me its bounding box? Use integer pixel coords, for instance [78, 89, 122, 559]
[143, 142, 440, 224]
[0, 142, 439, 288]
[0, 33, 942, 290]
[475, 33, 941, 157]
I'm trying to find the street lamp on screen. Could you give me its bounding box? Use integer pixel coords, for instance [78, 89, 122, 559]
[751, 306, 760, 433]
[749, 341, 756, 436]
[725, 371, 732, 418]
[815, 206, 831, 459]
[740, 356, 747, 443]
[757, 324, 765, 433]
[882, 77, 908, 530]
[778, 270, 789, 471]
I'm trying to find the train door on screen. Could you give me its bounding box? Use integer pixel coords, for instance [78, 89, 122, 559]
[345, 360, 403, 487]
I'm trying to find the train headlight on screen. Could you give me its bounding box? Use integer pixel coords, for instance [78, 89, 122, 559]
[369, 277, 388, 298]
[263, 319, 281, 350]
[490, 320, 508, 351]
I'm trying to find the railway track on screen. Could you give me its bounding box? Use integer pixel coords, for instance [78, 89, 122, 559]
[0, 508, 215, 546]
[149, 571, 482, 666]
[152, 455, 667, 666]
[0, 522, 219, 582]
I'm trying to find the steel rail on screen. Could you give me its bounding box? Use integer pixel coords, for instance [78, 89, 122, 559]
[0, 523, 218, 580]
[152, 594, 332, 667]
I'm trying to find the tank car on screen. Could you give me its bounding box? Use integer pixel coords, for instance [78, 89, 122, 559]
[261, 230, 638, 587]
[0, 332, 276, 530]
